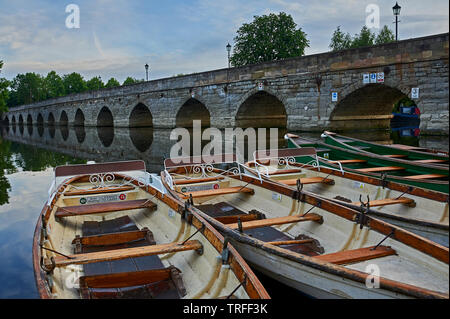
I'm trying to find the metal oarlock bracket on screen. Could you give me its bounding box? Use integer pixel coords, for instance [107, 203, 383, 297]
[356, 195, 370, 229]
[221, 237, 230, 265]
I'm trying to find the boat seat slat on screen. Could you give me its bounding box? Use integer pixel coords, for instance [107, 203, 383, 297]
[315, 245, 396, 265]
[268, 168, 303, 175]
[356, 166, 405, 173]
[80, 267, 176, 289]
[403, 174, 447, 180]
[72, 228, 154, 247]
[228, 213, 323, 231]
[215, 212, 263, 224]
[181, 186, 254, 199]
[329, 159, 367, 164]
[412, 159, 448, 164]
[55, 199, 157, 218]
[64, 185, 135, 196]
[173, 176, 225, 185]
[54, 240, 203, 267]
[351, 197, 416, 208]
[382, 154, 408, 158]
[280, 177, 335, 186]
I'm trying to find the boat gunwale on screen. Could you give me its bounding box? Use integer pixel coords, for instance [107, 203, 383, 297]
[33, 172, 270, 300]
[160, 169, 449, 299]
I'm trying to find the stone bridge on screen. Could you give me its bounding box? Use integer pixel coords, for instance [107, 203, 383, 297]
[1, 33, 448, 135]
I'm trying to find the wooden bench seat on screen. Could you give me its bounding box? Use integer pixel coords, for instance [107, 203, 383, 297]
[64, 185, 135, 196]
[351, 197, 416, 208]
[412, 159, 448, 164]
[382, 154, 408, 158]
[54, 240, 203, 267]
[72, 228, 154, 247]
[268, 168, 303, 175]
[180, 186, 254, 199]
[280, 177, 335, 186]
[403, 174, 447, 180]
[214, 212, 263, 224]
[228, 213, 323, 231]
[55, 199, 157, 218]
[173, 176, 224, 185]
[314, 245, 396, 265]
[356, 166, 405, 173]
[79, 266, 182, 290]
[329, 159, 367, 164]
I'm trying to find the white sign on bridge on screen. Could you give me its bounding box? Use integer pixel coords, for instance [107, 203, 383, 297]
[411, 88, 420, 99]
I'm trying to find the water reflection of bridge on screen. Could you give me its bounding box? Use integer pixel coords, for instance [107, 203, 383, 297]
[1, 124, 167, 173]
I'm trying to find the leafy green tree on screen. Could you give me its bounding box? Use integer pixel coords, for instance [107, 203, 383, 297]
[330, 25, 395, 51]
[351, 26, 376, 48]
[105, 77, 120, 88]
[8, 73, 46, 106]
[44, 71, 65, 99]
[230, 12, 309, 67]
[63, 72, 87, 95]
[0, 60, 9, 112]
[86, 76, 104, 91]
[329, 26, 352, 51]
[375, 25, 395, 45]
[122, 77, 141, 85]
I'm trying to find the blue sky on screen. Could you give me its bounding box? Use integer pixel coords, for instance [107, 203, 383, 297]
[0, 0, 448, 82]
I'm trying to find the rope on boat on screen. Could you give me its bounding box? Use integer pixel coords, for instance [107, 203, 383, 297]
[39, 244, 74, 259]
[371, 229, 395, 251]
[226, 275, 247, 299]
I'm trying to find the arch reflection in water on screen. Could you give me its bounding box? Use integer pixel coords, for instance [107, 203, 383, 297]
[75, 125, 86, 144]
[97, 126, 114, 147]
[60, 125, 69, 141]
[27, 123, 33, 136]
[129, 127, 153, 152]
[49, 125, 55, 139]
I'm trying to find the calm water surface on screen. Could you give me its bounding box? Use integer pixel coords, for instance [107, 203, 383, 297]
[0, 124, 448, 298]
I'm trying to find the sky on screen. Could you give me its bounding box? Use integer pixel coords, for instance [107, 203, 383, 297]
[0, 0, 448, 83]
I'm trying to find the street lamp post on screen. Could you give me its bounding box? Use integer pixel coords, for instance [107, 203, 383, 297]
[392, 2, 401, 41]
[145, 63, 149, 81]
[226, 43, 231, 68]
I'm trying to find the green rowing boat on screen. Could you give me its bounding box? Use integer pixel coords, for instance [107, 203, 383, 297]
[286, 134, 449, 194]
[321, 131, 449, 166]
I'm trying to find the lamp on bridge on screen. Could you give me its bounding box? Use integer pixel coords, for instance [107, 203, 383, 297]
[392, 2, 401, 41]
[226, 43, 232, 68]
[145, 63, 149, 81]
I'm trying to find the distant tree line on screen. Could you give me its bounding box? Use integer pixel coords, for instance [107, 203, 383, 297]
[0, 65, 144, 110]
[329, 25, 395, 51]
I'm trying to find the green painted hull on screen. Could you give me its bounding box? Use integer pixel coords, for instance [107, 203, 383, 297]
[287, 138, 449, 194]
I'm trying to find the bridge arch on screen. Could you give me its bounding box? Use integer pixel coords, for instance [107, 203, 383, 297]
[329, 83, 410, 131]
[26, 114, 33, 126]
[97, 107, 114, 127]
[235, 90, 287, 128]
[11, 116, 16, 126]
[74, 109, 85, 127]
[175, 98, 210, 128]
[59, 111, 69, 126]
[37, 113, 44, 137]
[48, 113, 55, 126]
[129, 103, 153, 127]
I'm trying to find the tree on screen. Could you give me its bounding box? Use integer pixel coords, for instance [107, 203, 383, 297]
[122, 77, 141, 86]
[8, 73, 46, 106]
[0, 60, 9, 112]
[44, 71, 65, 99]
[329, 26, 352, 51]
[329, 25, 395, 51]
[351, 26, 376, 48]
[63, 72, 87, 95]
[375, 25, 395, 45]
[105, 77, 120, 88]
[229, 12, 309, 67]
[86, 76, 104, 91]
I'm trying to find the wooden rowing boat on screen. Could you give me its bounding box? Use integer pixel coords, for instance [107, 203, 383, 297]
[33, 160, 269, 299]
[321, 131, 449, 166]
[161, 156, 449, 299]
[286, 135, 449, 194]
[243, 148, 449, 247]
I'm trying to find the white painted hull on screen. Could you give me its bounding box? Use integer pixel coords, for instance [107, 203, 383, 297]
[231, 240, 410, 299]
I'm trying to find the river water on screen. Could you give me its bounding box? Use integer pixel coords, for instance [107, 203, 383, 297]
[0, 124, 448, 298]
